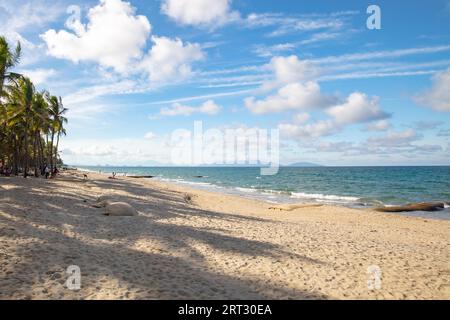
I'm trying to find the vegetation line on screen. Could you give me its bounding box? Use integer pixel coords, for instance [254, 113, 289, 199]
[0, 36, 68, 178]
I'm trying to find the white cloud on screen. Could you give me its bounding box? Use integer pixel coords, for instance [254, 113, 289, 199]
[201, 46, 450, 89]
[276, 92, 390, 140]
[297, 131, 444, 158]
[148, 89, 253, 106]
[41, 0, 151, 73]
[64, 80, 138, 106]
[159, 100, 221, 117]
[411, 120, 444, 130]
[141, 36, 204, 84]
[254, 43, 296, 58]
[243, 54, 392, 143]
[144, 132, 157, 140]
[244, 55, 332, 114]
[61, 137, 172, 165]
[326, 92, 390, 125]
[312, 45, 450, 64]
[299, 32, 343, 45]
[161, 0, 239, 28]
[66, 104, 112, 121]
[293, 113, 311, 124]
[267, 55, 319, 87]
[19, 68, 56, 85]
[437, 128, 450, 137]
[415, 67, 450, 112]
[199, 73, 269, 89]
[245, 82, 332, 114]
[0, 0, 63, 32]
[269, 20, 343, 37]
[366, 120, 391, 132]
[0, 0, 63, 65]
[244, 12, 352, 37]
[279, 120, 338, 139]
[39, 0, 205, 100]
[367, 129, 419, 148]
[413, 144, 443, 153]
[313, 141, 355, 153]
[321, 70, 438, 82]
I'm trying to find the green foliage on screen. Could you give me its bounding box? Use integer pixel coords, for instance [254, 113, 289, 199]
[0, 36, 68, 177]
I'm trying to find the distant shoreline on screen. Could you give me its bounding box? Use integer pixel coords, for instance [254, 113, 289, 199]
[70, 164, 450, 168]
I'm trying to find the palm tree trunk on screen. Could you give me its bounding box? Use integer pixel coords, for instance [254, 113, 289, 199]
[38, 135, 45, 174]
[0, 72, 5, 98]
[55, 132, 61, 167]
[12, 136, 19, 175]
[49, 129, 55, 171]
[0, 126, 6, 167]
[46, 133, 50, 167]
[23, 124, 29, 178]
[33, 133, 38, 177]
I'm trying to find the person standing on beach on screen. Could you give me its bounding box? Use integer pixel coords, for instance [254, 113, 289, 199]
[44, 165, 50, 179]
[51, 167, 59, 179]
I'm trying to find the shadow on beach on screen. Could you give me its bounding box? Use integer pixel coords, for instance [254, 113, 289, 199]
[0, 175, 327, 300]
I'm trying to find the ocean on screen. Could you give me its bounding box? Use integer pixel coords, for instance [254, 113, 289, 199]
[76, 166, 450, 219]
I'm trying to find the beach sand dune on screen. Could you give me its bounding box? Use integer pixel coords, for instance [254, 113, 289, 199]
[0, 171, 449, 300]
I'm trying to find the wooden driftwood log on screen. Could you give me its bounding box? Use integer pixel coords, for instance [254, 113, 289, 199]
[374, 202, 445, 213]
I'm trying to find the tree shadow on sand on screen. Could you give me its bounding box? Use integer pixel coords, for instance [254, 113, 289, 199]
[0, 176, 328, 300]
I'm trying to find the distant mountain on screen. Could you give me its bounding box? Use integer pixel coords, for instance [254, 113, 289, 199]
[285, 162, 324, 167]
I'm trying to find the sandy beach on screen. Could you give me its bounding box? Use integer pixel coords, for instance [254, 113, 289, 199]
[0, 170, 449, 300]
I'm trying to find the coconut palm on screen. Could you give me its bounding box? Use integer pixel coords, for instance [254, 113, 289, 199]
[0, 34, 68, 177]
[30, 92, 50, 176]
[0, 36, 21, 166]
[0, 36, 21, 101]
[6, 77, 35, 177]
[47, 94, 68, 170]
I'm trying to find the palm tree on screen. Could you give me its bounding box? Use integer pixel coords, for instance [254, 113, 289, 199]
[6, 77, 35, 177]
[0, 36, 21, 166]
[0, 34, 68, 177]
[0, 36, 21, 102]
[47, 95, 67, 170]
[54, 124, 67, 167]
[30, 92, 50, 176]
[54, 98, 68, 167]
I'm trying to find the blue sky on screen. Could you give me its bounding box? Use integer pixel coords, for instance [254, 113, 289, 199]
[1, 0, 450, 166]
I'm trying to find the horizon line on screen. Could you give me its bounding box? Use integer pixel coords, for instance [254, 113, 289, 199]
[68, 164, 450, 168]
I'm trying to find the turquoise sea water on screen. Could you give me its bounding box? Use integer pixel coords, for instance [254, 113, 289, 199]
[76, 166, 450, 219]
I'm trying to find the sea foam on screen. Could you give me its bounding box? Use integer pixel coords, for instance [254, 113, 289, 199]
[291, 192, 359, 202]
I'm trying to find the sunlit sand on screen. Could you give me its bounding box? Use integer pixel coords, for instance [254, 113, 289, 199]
[1, 170, 449, 300]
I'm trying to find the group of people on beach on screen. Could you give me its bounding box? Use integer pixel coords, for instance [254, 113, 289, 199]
[0, 165, 12, 176]
[42, 164, 59, 179]
[108, 172, 117, 180]
[0, 163, 59, 179]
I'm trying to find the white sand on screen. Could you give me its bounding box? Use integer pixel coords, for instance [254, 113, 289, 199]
[0, 171, 449, 300]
